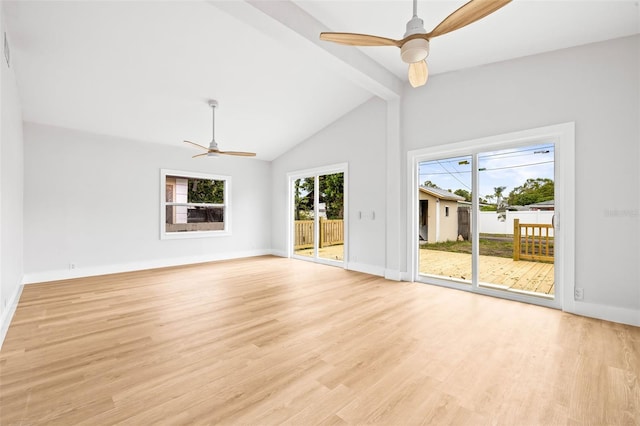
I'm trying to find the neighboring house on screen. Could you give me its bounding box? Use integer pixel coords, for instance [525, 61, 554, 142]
[526, 200, 555, 211]
[418, 186, 466, 243]
[165, 176, 188, 225]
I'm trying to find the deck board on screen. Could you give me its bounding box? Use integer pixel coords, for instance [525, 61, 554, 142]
[419, 249, 554, 295]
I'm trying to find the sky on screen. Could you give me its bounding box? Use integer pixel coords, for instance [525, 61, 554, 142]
[418, 142, 555, 202]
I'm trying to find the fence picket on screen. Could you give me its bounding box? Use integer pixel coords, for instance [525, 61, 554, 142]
[513, 219, 554, 262]
[294, 219, 344, 250]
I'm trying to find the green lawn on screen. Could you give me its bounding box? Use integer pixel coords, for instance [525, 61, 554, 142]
[422, 235, 554, 259]
[421, 238, 514, 258]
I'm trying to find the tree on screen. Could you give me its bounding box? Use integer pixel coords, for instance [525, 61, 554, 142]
[493, 186, 507, 209]
[319, 173, 344, 219]
[294, 177, 314, 220]
[187, 179, 225, 223]
[293, 174, 344, 220]
[188, 178, 224, 203]
[423, 180, 440, 189]
[454, 189, 471, 202]
[507, 178, 554, 206]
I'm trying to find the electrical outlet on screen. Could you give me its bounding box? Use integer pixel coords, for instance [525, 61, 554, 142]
[574, 287, 584, 301]
[69, 263, 76, 270]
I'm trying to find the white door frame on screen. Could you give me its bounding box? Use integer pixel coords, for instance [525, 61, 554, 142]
[287, 163, 348, 268]
[407, 123, 575, 310]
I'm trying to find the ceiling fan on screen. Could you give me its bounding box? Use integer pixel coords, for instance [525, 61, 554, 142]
[184, 100, 256, 158]
[320, 0, 512, 88]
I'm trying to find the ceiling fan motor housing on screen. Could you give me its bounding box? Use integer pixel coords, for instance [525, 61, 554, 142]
[401, 16, 429, 63]
[401, 38, 430, 63]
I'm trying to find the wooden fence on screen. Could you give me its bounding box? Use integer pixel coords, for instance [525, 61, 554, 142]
[513, 218, 554, 262]
[294, 218, 344, 249]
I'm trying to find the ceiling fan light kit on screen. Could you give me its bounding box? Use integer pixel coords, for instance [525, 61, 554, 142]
[408, 60, 428, 88]
[319, 0, 512, 88]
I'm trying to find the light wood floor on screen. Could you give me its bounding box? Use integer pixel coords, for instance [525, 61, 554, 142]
[1, 256, 638, 425]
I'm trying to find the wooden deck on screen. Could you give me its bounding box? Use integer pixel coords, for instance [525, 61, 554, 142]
[294, 244, 344, 261]
[292, 246, 553, 296]
[419, 249, 554, 296]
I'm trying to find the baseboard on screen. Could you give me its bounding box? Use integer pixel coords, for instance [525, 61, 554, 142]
[347, 261, 385, 277]
[0, 285, 23, 350]
[384, 269, 402, 281]
[568, 301, 640, 327]
[22, 249, 273, 284]
[21, 252, 639, 328]
[400, 271, 412, 282]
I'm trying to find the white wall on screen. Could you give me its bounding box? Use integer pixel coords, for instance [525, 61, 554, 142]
[23, 123, 272, 282]
[8, 33, 639, 335]
[0, 5, 25, 345]
[271, 97, 387, 275]
[402, 35, 640, 321]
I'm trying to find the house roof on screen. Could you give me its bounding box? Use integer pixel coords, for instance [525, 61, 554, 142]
[526, 200, 555, 208]
[419, 186, 466, 202]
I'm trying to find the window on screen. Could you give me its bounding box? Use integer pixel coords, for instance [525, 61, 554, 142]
[445, 206, 450, 217]
[160, 169, 231, 239]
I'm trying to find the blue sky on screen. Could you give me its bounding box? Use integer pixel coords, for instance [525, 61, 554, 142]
[418, 143, 555, 202]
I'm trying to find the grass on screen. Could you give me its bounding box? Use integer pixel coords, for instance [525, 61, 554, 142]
[421, 238, 514, 258]
[421, 235, 555, 259]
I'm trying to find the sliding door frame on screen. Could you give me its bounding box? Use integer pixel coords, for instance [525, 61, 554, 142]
[407, 123, 575, 310]
[287, 163, 348, 268]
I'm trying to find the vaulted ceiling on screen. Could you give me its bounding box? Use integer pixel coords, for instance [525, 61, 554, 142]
[4, 1, 639, 160]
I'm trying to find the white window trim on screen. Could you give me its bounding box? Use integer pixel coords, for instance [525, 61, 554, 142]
[160, 169, 232, 240]
[407, 122, 575, 311]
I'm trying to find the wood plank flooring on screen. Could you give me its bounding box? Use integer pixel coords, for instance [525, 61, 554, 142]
[1, 256, 638, 425]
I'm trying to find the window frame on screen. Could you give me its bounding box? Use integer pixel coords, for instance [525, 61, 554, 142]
[160, 169, 231, 240]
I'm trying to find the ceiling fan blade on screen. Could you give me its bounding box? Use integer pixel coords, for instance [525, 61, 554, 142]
[408, 60, 428, 88]
[192, 152, 209, 158]
[320, 32, 400, 47]
[217, 150, 257, 157]
[428, 0, 512, 39]
[184, 140, 210, 151]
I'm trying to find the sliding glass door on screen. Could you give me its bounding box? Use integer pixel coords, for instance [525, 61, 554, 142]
[416, 142, 557, 304]
[477, 146, 555, 298]
[290, 165, 346, 266]
[293, 176, 316, 258]
[418, 155, 472, 284]
[318, 173, 345, 262]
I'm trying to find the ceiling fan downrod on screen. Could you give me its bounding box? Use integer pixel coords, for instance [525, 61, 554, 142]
[402, 0, 429, 65]
[208, 99, 219, 150]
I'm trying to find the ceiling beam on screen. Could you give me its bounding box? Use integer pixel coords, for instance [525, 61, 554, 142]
[210, 0, 402, 100]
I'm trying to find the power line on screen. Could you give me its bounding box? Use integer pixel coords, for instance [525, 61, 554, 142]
[421, 160, 554, 175]
[418, 144, 554, 169]
[436, 160, 471, 190]
[479, 145, 554, 160]
[481, 160, 554, 172]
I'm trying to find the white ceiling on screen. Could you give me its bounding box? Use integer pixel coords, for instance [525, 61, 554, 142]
[4, 1, 639, 160]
